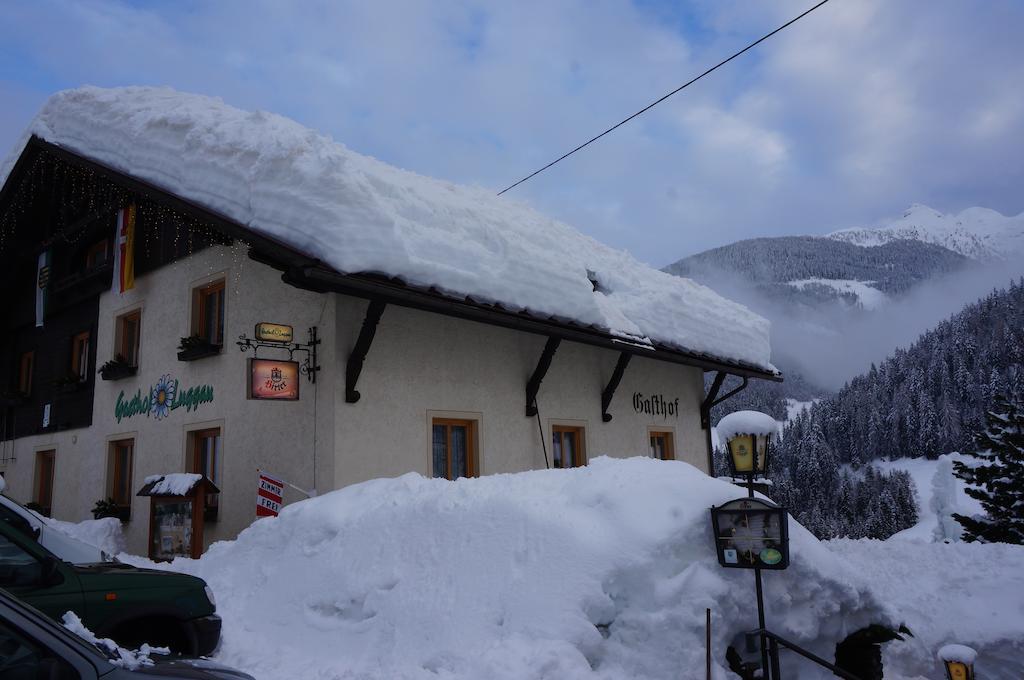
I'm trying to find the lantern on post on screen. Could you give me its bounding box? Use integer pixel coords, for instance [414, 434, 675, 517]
[938, 645, 976, 680]
[717, 410, 778, 496]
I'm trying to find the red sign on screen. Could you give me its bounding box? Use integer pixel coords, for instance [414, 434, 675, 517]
[256, 471, 284, 517]
[248, 359, 300, 400]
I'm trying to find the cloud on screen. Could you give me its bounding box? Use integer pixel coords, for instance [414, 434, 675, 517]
[0, 0, 1022, 264]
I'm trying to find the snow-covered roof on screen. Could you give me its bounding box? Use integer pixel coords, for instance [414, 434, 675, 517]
[1, 86, 775, 373]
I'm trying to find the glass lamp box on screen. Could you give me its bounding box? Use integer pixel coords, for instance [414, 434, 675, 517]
[710, 497, 790, 570]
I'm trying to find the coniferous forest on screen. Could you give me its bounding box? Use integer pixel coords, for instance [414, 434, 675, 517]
[718, 280, 1024, 539]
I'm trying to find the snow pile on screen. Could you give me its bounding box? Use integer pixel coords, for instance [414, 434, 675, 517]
[786, 279, 887, 310]
[62, 611, 169, 669]
[125, 457, 888, 680]
[0, 86, 774, 372]
[828, 203, 1024, 261]
[46, 516, 126, 556]
[827, 539, 1024, 679]
[143, 473, 203, 496]
[716, 410, 780, 443]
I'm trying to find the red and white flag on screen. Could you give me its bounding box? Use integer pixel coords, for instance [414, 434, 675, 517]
[111, 205, 136, 294]
[256, 470, 284, 517]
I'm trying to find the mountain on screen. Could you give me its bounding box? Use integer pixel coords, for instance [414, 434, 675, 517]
[828, 204, 1024, 261]
[665, 235, 967, 309]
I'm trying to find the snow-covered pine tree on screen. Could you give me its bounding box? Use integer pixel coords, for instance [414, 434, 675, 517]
[952, 394, 1024, 544]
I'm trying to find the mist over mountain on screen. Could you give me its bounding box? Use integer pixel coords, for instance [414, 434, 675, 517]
[666, 205, 1024, 395]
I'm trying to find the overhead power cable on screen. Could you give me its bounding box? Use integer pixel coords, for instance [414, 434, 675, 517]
[497, 0, 833, 196]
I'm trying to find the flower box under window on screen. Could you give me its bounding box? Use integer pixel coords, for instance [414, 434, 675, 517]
[177, 337, 221, 362]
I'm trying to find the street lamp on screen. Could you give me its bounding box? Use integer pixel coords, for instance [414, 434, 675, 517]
[938, 644, 976, 680]
[717, 410, 778, 496]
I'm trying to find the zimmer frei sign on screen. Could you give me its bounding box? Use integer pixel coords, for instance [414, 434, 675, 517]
[256, 470, 284, 517]
[114, 374, 214, 423]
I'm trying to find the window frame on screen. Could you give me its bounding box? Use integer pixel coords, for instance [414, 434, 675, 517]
[70, 331, 90, 382]
[551, 424, 586, 469]
[431, 418, 478, 480]
[648, 429, 675, 461]
[115, 309, 142, 368]
[108, 438, 135, 516]
[192, 279, 226, 347]
[84, 238, 110, 272]
[34, 450, 55, 517]
[17, 351, 33, 396]
[187, 427, 221, 521]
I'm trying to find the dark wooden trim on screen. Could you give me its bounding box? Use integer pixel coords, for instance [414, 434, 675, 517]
[701, 371, 750, 475]
[345, 300, 386, 403]
[525, 337, 561, 417]
[600, 352, 632, 423]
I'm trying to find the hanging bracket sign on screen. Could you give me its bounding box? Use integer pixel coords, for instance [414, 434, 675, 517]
[255, 323, 294, 343]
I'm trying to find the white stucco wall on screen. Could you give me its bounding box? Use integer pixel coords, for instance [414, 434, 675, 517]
[1, 244, 334, 555]
[1, 244, 716, 557]
[333, 298, 709, 489]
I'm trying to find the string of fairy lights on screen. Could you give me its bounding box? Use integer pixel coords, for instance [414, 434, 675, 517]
[1, 149, 247, 293]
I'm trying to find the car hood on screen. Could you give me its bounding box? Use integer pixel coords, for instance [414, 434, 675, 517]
[74, 562, 203, 588]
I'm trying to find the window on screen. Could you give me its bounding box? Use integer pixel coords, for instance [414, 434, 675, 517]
[193, 280, 225, 346]
[0, 616, 79, 677]
[34, 450, 55, 517]
[17, 351, 33, 396]
[188, 428, 221, 519]
[116, 310, 142, 367]
[649, 431, 675, 461]
[552, 425, 586, 469]
[108, 439, 134, 516]
[85, 238, 109, 271]
[432, 419, 477, 480]
[70, 331, 90, 382]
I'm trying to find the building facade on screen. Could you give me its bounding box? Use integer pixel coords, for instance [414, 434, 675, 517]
[1, 120, 778, 558]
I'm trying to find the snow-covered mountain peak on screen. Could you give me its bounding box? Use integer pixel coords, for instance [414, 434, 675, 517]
[828, 204, 1024, 260]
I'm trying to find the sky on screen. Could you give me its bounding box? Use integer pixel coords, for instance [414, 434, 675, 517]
[1, 0, 1022, 266]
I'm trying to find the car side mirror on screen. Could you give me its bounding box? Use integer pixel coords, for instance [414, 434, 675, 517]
[39, 556, 64, 587]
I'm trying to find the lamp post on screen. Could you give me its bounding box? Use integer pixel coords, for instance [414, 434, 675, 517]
[938, 645, 976, 680]
[715, 410, 780, 679]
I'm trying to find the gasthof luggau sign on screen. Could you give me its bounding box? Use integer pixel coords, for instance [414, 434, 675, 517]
[114, 374, 214, 423]
[632, 392, 680, 419]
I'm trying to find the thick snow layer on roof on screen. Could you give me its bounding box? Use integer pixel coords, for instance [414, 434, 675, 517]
[121, 457, 888, 680]
[716, 409, 781, 442]
[0, 86, 774, 372]
[143, 473, 203, 496]
[938, 644, 977, 665]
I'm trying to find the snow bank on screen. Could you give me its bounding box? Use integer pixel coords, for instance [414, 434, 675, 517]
[827, 539, 1024, 679]
[0, 86, 774, 372]
[122, 457, 888, 680]
[46, 516, 126, 556]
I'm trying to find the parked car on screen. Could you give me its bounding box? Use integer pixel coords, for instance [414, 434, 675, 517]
[0, 587, 252, 679]
[0, 492, 114, 565]
[0, 518, 220, 656]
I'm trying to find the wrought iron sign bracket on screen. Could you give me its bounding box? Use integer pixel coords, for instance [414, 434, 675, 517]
[700, 371, 748, 429]
[236, 326, 321, 383]
[345, 300, 387, 404]
[525, 337, 561, 417]
[600, 352, 632, 422]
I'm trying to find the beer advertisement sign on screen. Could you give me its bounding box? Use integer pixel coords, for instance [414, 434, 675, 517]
[249, 358, 300, 400]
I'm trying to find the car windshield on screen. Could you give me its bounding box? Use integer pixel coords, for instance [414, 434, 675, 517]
[39, 527, 113, 566]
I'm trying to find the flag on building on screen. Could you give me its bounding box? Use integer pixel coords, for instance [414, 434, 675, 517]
[35, 250, 50, 328]
[112, 204, 136, 294]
